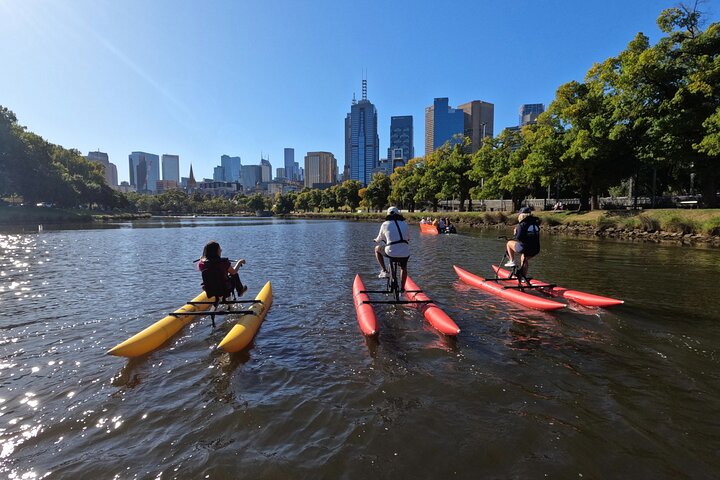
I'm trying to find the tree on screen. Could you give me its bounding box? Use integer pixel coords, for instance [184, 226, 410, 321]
[336, 180, 362, 211]
[431, 141, 477, 211]
[272, 191, 296, 214]
[389, 159, 423, 211]
[363, 173, 391, 211]
[247, 193, 268, 212]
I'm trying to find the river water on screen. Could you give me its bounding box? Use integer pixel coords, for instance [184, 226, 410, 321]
[1, 217, 719, 479]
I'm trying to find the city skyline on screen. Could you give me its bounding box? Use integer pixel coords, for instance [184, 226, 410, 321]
[0, 0, 702, 184]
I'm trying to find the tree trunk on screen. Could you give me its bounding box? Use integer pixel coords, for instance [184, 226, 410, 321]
[579, 184, 591, 211]
[698, 159, 718, 208]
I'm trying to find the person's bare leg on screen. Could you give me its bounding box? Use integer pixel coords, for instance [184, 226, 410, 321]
[506, 241, 518, 265]
[520, 255, 529, 281]
[374, 246, 387, 273]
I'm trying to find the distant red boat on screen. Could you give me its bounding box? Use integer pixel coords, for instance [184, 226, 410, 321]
[420, 223, 439, 235]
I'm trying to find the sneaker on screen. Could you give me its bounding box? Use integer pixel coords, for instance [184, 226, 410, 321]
[504, 261, 516, 268]
[378, 270, 389, 279]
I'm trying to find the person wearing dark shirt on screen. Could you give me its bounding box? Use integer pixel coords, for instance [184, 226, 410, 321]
[197, 241, 247, 300]
[504, 206, 540, 277]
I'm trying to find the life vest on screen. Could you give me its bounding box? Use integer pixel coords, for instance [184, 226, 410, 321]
[199, 257, 233, 299]
[386, 219, 409, 246]
[516, 217, 540, 257]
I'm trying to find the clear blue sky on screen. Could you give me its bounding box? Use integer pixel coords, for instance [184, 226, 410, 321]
[1, 0, 716, 183]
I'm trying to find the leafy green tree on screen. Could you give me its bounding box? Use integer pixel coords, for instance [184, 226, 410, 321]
[389, 159, 423, 211]
[414, 154, 442, 211]
[247, 193, 268, 212]
[336, 180, 362, 211]
[294, 190, 312, 212]
[363, 173, 391, 211]
[272, 191, 296, 214]
[321, 186, 339, 211]
[157, 189, 190, 213]
[430, 141, 477, 211]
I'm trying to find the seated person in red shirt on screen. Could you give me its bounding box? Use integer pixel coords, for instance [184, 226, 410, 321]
[197, 241, 247, 300]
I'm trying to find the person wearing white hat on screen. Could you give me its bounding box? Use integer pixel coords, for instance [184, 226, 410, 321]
[373, 206, 410, 289]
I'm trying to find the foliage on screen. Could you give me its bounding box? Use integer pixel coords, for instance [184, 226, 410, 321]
[363, 173, 391, 211]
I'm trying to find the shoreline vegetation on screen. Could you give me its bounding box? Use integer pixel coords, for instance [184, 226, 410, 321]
[281, 209, 720, 247]
[2, 205, 718, 247]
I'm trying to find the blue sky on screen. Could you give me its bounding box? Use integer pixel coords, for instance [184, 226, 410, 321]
[1, 0, 716, 183]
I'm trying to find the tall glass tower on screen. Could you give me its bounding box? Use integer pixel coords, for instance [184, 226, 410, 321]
[519, 104, 545, 126]
[424, 98, 464, 156]
[128, 151, 160, 192]
[346, 79, 379, 185]
[220, 155, 242, 182]
[284, 148, 295, 181]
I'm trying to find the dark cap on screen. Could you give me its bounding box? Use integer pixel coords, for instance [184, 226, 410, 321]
[519, 206, 531, 214]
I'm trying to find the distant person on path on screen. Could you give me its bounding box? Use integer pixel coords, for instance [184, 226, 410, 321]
[198, 241, 247, 300]
[374, 206, 410, 290]
[505, 206, 540, 278]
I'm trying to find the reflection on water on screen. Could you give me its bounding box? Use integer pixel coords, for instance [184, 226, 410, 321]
[1, 218, 719, 478]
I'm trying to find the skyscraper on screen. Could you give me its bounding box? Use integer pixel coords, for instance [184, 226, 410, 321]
[424, 98, 464, 156]
[241, 165, 262, 191]
[346, 79, 379, 185]
[128, 151, 160, 192]
[304, 151, 337, 188]
[387, 116, 414, 169]
[458, 100, 494, 153]
[86, 150, 118, 187]
[260, 158, 272, 183]
[161, 154, 180, 183]
[519, 104, 545, 126]
[221, 155, 242, 182]
[284, 148, 295, 181]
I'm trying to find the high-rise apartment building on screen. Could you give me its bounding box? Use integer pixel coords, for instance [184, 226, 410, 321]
[519, 104, 545, 126]
[458, 100, 494, 153]
[284, 148, 295, 181]
[304, 151, 337, 189]
[213, 166, 225, 181]
[345, 80, 379, 185]
[387, 116, 414, 169]
[221, 155, 242, 182]
[161, 154, 180, 183]
[86, 151, 118, 187]
[425, 98, 464, 156]
[128, 151, 160, 192]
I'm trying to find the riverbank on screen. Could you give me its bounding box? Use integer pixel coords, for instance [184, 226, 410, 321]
[0, 206, 150, 225]
[287, 209, 720, 247]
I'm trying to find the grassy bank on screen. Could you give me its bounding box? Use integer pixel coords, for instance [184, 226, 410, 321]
[288, 209, 720, 240]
